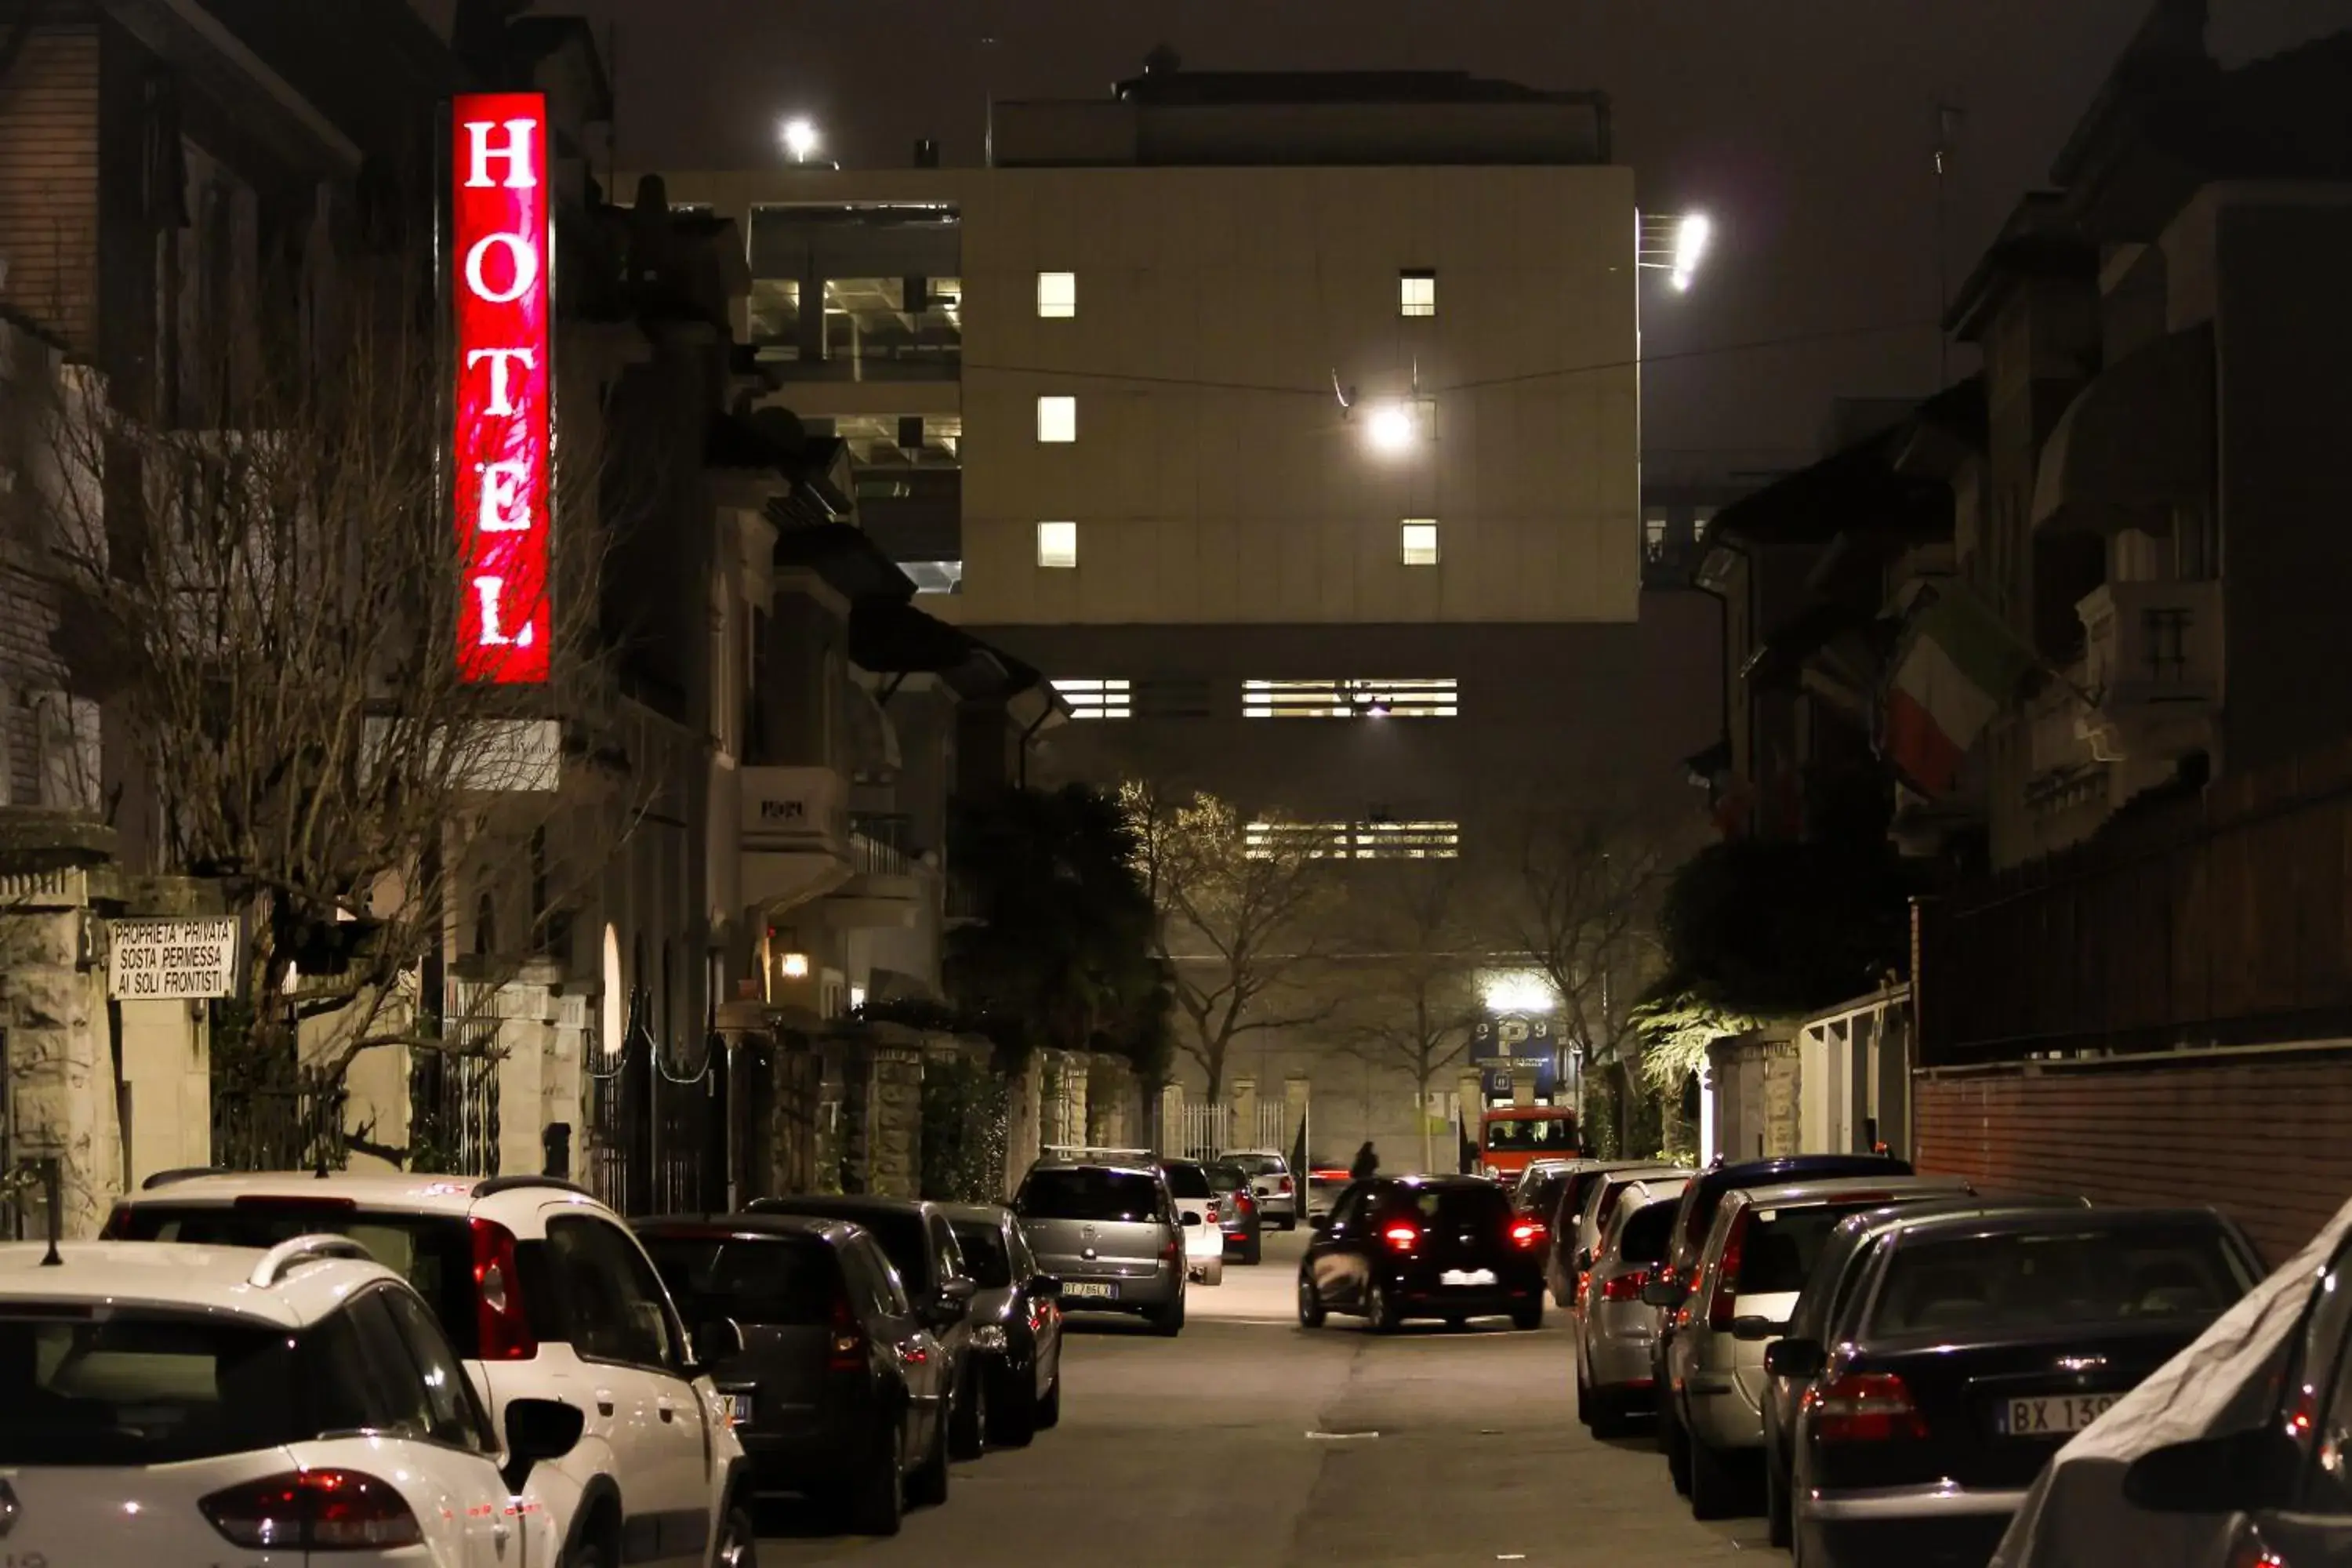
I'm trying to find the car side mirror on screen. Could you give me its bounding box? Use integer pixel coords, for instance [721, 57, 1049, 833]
[1308, 1213, 1330, 1232]
[1763, 1338, 1827, 1380]
[1730, 1316, 1786, 1343]
[691, 1317, 745, 1370]
[2122, 1427, 2296, 1513]
[1640, 1279, 1682, 1308]
[1029, 1273, 1062, 1300]
[943, 1276, 978, 1302]
[503, 1397, 585, 1491]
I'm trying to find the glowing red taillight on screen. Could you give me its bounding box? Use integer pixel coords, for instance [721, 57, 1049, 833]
[201, 1469, 423, 1550]
[1509, 1218, 1547, 1250]
[1600, 1269, 1652, 1304]
[1382, 1223, 1421, 1252]
[470, 1216, 537, 1360]
[1809, 1372, 1929, 1443]
[1277, 1176, 1294, 1194]
[829, 1289, 866, 1372]
[1708, 1210, 1751, 1332]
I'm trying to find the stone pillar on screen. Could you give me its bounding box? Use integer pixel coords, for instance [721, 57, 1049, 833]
[1160, 1082, 1184, 1157]
[1, 873, 120, 1238]
[866, 1041, 924, 1198]
[1232, 1076, 1258, 1150]
[1004, 1054, 1041, 1196]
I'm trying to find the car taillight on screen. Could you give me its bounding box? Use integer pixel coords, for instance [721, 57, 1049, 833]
[1810, 1372, 1929, 1443]
[829, 1290, 866, 1372]
[1708, 1210, 1751, 1332]
[201, 1469, 423, 1550]
[1237, 1192, 1255, 1213]
[2225, 1523, 2287, 1568]
[470, 1217, 536, 1360]
[1575, 1270, 1592, 1305]
[1161, 1232, 1181, 1262]
[1509, 1218, 1546, 1250]
[1277, 1175, 1294, 1193]
[1382, 1223, 1421, 1252]
[1601, 1269, 1651, 1303]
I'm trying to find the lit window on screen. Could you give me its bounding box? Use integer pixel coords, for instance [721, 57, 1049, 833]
[1037, 270, 1076, 318]
[1037, 521, 1078, 569]
[1053, 679, 1131, 719]
[1401, 521, 1440, 566]
[1243, 679, 1457, 719]
[1037, 395, 1077, 443]
[1399, 270, 1436, 318]
[1245, 819, 1461, 860]
[1643, 510, 1669, 550]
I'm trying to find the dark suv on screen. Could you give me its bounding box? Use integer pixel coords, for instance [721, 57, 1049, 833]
[748, 1195, 986, 1457]
[1298, 1176, 1548, 1332]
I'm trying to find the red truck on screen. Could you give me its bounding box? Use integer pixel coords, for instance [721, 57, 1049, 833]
[1478, 1105, 1581, 1181]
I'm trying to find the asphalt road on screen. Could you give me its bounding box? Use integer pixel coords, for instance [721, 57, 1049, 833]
[754, 1229, 1786, 1566]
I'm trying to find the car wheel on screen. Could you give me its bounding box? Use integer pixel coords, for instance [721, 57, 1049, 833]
[1243, 1237, 1263, 1265]
[1511, 1298, 1544, 1331]
[949, 1364, 987, 1460]
[713, 1504, 757, 1568]
[1203, 1254, 1225, 1287]
[1665, 1410, 1692, 1497]
[1148, 1290, 1185, 1337]
[1037, 1370, 1063, 1428]
[907, 1410, 951, 1508]
[1366, 1278, 1402, 1334]
[1575, 1362, 1592, 1425]
[562, 1536, 611, 1568]
[1298, 1272, 1327, 1327]
[1589, 1386, 1631, 1440]
[1688, 1429, 1745, 1519]
[1766, 1444, 1793, 1548]
[990, 1365, 1038, 1447]
[851, 1426, 906, 1535]
[1443, 1314, 1468, 1330]
[1276, 1215, 1296, 1232]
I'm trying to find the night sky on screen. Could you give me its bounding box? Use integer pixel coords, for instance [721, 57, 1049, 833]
[548, 0, 2202, 472]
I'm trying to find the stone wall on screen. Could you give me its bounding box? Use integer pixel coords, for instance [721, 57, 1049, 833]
[0, 869, 119, 1237]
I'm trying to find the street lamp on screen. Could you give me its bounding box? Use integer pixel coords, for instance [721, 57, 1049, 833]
[1638, 209, 1715, 292]
[782, 117, 820, 163]
[1363, 399, 1419, 456]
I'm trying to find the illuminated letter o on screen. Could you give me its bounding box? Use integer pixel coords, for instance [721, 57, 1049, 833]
[464, 232, 539, 305]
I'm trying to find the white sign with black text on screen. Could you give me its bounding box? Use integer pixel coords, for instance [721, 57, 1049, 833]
[108, 917, 239, 1000]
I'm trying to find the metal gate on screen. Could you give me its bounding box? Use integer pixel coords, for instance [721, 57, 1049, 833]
[1160, 1100, 1293, 1161]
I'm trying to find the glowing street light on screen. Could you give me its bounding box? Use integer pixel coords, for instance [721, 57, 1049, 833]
[1481, 971, 1559, 1014]
[1363, 400, 1419, 456]
[1671, 213, 1711, 292]
[782, 117, 820, 163]
[1638, 209, 1715, 292]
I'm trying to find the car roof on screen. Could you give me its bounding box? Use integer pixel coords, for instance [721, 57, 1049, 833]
[1484, 1105, 1574, 1119]
[1882, 1203, 2227, 1245]
[938, 1203, 1014, 1227]
[0, 1240, 398, 1328]
[1155, 1156, 1206, 1171]
[1726, 1174, 1972, 1211]
[1220, 1149, 1287, 1159]
[122, 1169, 601, 1218]
[1381, 1174, 1502, 1190]
[752, 1194, 940, 1220]
[1618, 1177, 1691, 1205]
[636, 1213, 858, 1243]
[1700, 1153, 1910, 1190]
[1025, 1159, 1163, 1179]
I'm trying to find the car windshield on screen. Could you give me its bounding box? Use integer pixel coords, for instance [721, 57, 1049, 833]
[1225, 1154, 1286, 1176]
[1522, 1173, 1570, 1216]
[116, 1204, 484, 1355]
[764, 1205, 932, 1292]
[1734, 1200, 1900, 1295]
[0, 1311, 301, 1466]
[641, 1235, 839, 1325]
[1617, 1200, 1679, 1264]
[1485, 1118, 1576, 1152]
[1871, 1224, 2251, 1335]
[1159, 1163, 1213, 1198]
[949, 1221, 1014, 1288]
[1017, 1169, 1163, 1223]
[1383, 1185, 1513, 1226]
[1206, 1166, 1248, 1193]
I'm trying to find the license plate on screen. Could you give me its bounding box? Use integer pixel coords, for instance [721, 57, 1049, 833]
[1062, 1280, 1116, 1299]
[727, 1393, 753, 1425]
[1441, 1269, 1498, 1287]
[1997, 1393, 2118, 1437]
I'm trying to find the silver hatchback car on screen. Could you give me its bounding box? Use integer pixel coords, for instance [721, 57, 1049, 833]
[1013, 1159, 1188, 1336]
[1574, 1174, 1688, 1436]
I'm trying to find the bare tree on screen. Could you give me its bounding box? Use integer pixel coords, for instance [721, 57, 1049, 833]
[1122, 782, 1339, 1102]
[17, 263, 638, 1160]
[1338, 857, 1497, 1174]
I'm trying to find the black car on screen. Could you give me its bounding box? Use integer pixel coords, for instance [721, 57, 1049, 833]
[635, 1214, 955, 1536]
[748, 1194, 989, 1458]
[942, 1203, 1065, 1446]
[1298, 1175, 1547, 1332]
[1647, 1152, 1912, 1454]
[1771, 1205, 2262, 1568]
[1207, 1160, 1265, 1264]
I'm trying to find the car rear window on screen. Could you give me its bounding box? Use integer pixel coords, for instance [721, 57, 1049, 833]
[1206, 1166, 1247, 1193]
[1735, 1201, 1895, 1295]
[1017, 1169, 1163, 1223]
[1523, 1173, 1570, 1217]
[949, 1221, 1013, 1288]
[1225, 1154, 1286, 1176]
[1382, 1185, 1513, 1226]
[641, 1235, 840, 1325]
[1160, 1163, 1213, 1198]
[1871, 1224, 2251, 1335]
[116, 1203, 483, 1356]
[1617, 1200, 1680, 1264]
[1485, 1118, 1577, 1152]
[0, 1312, 301, 1466]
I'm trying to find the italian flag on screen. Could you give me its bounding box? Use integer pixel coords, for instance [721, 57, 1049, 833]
[1884, 583, 2038, 797]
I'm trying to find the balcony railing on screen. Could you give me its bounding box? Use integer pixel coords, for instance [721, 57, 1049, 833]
[848, 813, 915, 877]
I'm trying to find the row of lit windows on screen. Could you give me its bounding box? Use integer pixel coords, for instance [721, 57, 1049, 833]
[1035, 269, 1439, 321]
[1034, 520, 1441, 570]
[1243, 819, 1462, 860]
[1053, 677, 1459, 720]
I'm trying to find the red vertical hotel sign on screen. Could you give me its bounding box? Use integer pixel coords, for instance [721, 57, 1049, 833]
[452, 93, 551, 683]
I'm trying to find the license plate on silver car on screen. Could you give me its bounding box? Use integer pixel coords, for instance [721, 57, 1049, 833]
[1062, 1281, 1117, 1299]
[1440, 1269, 1498, 1287]
[1997, 1394, 2117, 1436]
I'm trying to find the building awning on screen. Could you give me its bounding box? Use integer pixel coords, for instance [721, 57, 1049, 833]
[1741, 601, 1873, 693]
[2032, 324, 2213, 535]
[775, 523, 916, 604]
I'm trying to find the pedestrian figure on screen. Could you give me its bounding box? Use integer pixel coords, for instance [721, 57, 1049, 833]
[1349, 1141, 1379, 1180]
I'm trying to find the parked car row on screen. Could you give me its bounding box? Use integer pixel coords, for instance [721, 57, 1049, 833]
[1555, 1150, 2272, 1568]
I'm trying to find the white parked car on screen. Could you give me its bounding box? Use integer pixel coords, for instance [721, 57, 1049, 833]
[1219, 1149, 1299, 1229]
[0, 1234, 589, 1567]
[109, 1170, 757, 1568]
[1154, 1157, 1228, 1286]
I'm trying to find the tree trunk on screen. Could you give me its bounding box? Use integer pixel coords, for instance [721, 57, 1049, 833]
[1417, 1064, 1434, 1175]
